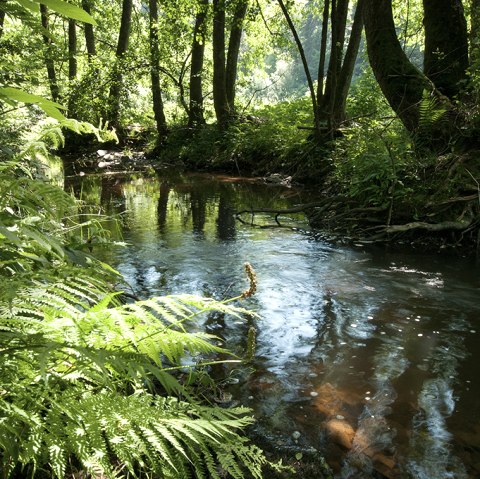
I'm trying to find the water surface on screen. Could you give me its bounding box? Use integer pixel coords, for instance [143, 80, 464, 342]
[67, 172, 480, 479]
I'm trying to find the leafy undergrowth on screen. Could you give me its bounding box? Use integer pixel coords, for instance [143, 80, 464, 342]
[152, 98, 331, 183]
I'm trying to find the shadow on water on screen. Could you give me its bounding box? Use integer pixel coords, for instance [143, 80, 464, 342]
[65, 171, 480, 479]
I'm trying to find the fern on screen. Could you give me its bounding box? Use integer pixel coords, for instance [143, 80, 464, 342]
[0, 143, 282, 478]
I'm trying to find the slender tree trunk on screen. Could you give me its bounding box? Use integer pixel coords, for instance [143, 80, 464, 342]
[0, 2, 5, 39]
[188, 0, 208, 128]
[471, 0, 480, 63]
[364, 0, 443, 133]
[332, 0, 365, 125]
[423, 0, 468, 98]
[316, 0, 330, 108]
[149, 0, 168, 144]
[277, 0, 320, 135]
[225, 0, 248, 114]
[67, 19, 77, 117]
[108, 0, 133, 128]
[68, 20, 77, 80]
[40, 5, 60, 102]
[212, 0, 230, 129]
[82, 0, 96, 59]
[320, 0, 349, 122]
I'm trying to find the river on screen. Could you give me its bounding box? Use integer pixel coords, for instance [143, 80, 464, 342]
[66, 171, 480, 479]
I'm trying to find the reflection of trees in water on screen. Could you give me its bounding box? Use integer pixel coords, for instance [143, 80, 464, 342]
[190, 188, 207, 235]
[301, 294, 471, 478]
[157, 181, 170, 232]
[216, 193, 236, 241]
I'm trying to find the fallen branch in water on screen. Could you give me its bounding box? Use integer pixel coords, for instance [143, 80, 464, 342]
[384, 219, 472, 233]
[235, 197, 343, 227]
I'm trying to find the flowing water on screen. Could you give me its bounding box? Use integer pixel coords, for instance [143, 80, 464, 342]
[66, 171, 480, 479]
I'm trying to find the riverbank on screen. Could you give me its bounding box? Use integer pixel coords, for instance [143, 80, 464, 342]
[61, 126, 480, 257]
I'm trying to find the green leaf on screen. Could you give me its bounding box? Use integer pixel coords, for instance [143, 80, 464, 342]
[0, 87, 66, 110]
[38, 103, 67, 122]
[31, 0, 96, 24]
[14, 0, 40, 13]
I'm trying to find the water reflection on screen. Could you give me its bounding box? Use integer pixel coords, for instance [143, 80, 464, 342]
[65, 172, 480, 479]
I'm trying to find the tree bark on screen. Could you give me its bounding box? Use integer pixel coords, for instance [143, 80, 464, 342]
[40, 5, 60, 102]
[212, 0, 231, 129]
[423, 0, 468, 98]
[364, 0, 433, 133]
[226, 0, 249, 113]
[188, 0, 208, 128]
[149, 0, 168, 143]
[332, 0, 365, 125]
[81, 0, 96, 59]
[67, 19, 77, 118]
[0, 2, 5, 39]
[68, 20, 77, 80]
[316, 0, 330, 107]
[108, 0, 133, 128]
[320, 0, 349, 121]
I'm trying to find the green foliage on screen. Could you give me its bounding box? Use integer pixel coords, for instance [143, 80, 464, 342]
[0, 143, 280, 478]
[332, 68, 420, 210]
[157, 97, 325, 181]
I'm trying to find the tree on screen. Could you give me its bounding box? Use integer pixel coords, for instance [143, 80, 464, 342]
[188, 0, 209, 128]
[40, 4, 60, 102]
[212, 0, 231, 129]
[149, 0, 168, 144]
[81, 0, 96, 59]
[423, 0, 468, 98]
[363, 0, 469, 144]
[107, 0, 133, 128]
[226, 0, 249, 113]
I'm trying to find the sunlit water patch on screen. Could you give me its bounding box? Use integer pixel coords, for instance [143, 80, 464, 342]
[66, 172, 480, 479]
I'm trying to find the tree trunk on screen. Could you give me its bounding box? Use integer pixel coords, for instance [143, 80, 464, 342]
[471, 0, 480, 68]
[68, 20, 77, 80]
[277, 0, 321, 135]
[82, 0, 96, 59]
[364, 0, 432, 133]
[332, 0, 365, 125]
[149, 0, 168, 144]
[40, 5, 60, 102]
[316, 0, 330, 107]
[320, 0, 349, 121]
[0, 2, 5, 39]
[108, 0, 133, 128]
[212, 0, 230, 129]
[423, 0, 468, 98]
[67, 19, 77, 117]
[188, 0, 208, 128]
[226, 0, 249, 114]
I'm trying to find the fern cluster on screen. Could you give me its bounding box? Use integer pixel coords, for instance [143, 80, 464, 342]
[0, 142, 277, 478]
